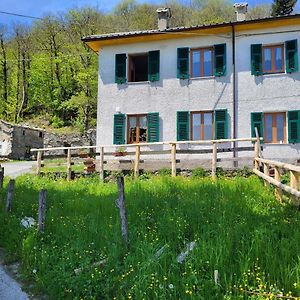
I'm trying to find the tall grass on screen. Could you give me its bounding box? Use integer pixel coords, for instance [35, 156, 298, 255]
[0, 175, 299, 299]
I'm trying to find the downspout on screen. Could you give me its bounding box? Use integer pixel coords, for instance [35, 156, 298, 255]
[231, 24, 237, 166]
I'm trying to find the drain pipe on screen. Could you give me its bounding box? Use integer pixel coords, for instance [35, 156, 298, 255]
[231, 24, 237, 166]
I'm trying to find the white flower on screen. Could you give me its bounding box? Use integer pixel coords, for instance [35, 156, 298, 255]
[168, 284, 174, 289]
[32, 269, 37, 274]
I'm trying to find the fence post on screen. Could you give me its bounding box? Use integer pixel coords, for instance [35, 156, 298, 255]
[290, 170, 299, 205]
[171, 143, 176, 177]
[0, 166, 4, 189]
[5, 179, 15, 213]
[212, 142, 217, 180]
[263, 163, 269, 186]
[254, 140, 259, 170]
[274, 166, 283, 203]
[36, 150, 42, 175]
[67, 148, 72, 181]
[134, 145, 140, 178]
[38, 189, 47, 234]
[99, 146, 104, 181]
[116, 177, 129, 245]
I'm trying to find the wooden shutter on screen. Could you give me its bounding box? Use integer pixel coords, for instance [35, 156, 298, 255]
[148, 50, 160, 82]
[251, 112, 264, 141]
[115, 54, 127, 84]
[177, 48, 189, 79]
[288, 110, 300, 143]
[214, 44, 226, 76]
[113, 114, 125, 144]
[285, 40, 298, 73]
[148, 112, 159, 142]
[214, 109, 228, 139]
[177, 111, 190, 141]
[251, 44, 262, 76]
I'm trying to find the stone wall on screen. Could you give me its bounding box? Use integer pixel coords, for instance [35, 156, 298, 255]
[43, 129, 96, 156]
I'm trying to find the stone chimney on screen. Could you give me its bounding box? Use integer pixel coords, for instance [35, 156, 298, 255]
[233, 3, 248, 22]
[156, 8, 171, 31]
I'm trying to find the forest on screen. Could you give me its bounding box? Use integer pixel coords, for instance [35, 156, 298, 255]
[0, 0, 275, 133]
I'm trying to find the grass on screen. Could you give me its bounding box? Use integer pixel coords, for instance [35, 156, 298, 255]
[0, 174, 300, 299]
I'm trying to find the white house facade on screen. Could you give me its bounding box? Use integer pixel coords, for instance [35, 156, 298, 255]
[83, 13, 300, 161]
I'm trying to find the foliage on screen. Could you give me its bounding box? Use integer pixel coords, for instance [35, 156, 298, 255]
[191, 167, 207, 177]
[0, 1, 272, 132]
[271, 0, 297, 16]
[0, 175, 300, 299]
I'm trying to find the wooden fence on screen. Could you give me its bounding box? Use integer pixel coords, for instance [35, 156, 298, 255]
[31, 137, 258, 180]
[31, 136, 300, 201]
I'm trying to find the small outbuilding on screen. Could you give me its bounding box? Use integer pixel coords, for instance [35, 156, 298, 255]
[0, 120, 44, 160]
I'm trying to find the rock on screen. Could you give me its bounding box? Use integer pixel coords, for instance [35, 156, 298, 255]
[20, 217, 36, 229]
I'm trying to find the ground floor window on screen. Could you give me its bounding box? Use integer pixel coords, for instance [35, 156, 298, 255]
[264, 112, 286, 143]
[113, 112, 159, 145]
[191, 111, 214, 140]
[127, 114, 148, 143]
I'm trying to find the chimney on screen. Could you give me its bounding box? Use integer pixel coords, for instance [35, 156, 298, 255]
[156, 8, 171, 31]
[233, 3, 248, 21]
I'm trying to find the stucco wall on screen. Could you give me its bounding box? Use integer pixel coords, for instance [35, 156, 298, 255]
[97, 24, 300, 161]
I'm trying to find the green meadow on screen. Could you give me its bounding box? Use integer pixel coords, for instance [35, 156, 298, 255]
[0, 174, 300, 299]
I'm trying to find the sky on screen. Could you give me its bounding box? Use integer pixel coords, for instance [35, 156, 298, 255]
[0, 0, 299, 27]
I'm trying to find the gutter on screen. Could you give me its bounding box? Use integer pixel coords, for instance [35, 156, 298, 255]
[231, 24, 237, 166]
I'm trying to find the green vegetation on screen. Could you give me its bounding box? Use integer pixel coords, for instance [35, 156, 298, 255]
[0, 174, 300, 299]
[0, 0, 272, 133]
[272, 0, 297, 16]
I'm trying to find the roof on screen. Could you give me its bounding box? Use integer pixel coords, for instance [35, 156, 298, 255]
[82, 13, 300, 52]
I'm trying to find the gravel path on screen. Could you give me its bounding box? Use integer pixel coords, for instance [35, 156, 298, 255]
[0, 265, 29, 300]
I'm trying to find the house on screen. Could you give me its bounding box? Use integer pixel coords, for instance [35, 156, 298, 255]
[82, 5, 300, 163]
[0, 120, 44, 159]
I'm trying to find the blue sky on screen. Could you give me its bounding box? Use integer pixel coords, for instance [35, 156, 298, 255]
[0, 0, 299, 26]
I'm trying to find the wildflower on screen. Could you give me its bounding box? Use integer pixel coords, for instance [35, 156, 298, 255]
[168, 284, 174, 289]
[32, 269, 37, 274]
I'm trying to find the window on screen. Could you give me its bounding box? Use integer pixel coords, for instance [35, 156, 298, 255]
[191, 48, 213, 78]
[115, 51, 160, 83]
[127, 115, 148, 143]
[177, 109, 227, 141]
[128, 53, 148, 82]
[251, 40, 298, 76]
[191, 111, 214, 140]
[264, 112, 286, 143]
[39, 131, 43, 138]
[177, 44, 226, 79]
[113, 113, 159, 144]
[262, 44, 284, 74]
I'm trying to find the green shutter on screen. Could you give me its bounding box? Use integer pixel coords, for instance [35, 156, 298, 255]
[251, 112, 264, 142]
[148, 112, 159, 142]
[177, 48, 189, 79]
[288, 110, 300, 143]
[286, 40, 298, 73]
[148, 50, 160, 82]
[115, 54, 127, 84]
[177, 111, 190, 141]
[214, 109, 228, 139]
[214, 44, 226, 76]
[113, 114, 125, 144]
[251, 44, 262, 76]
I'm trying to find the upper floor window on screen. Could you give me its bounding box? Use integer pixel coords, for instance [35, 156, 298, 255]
[191, 48, 213, 78]
[177, 44, 226, 79]
[115, 51, 160, 84]
[251, 39, 298, 76]
[128, 53, 148, 82]
[262, 44, 284, 74]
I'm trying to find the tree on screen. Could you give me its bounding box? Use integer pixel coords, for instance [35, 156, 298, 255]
[271, 0, 297, 16]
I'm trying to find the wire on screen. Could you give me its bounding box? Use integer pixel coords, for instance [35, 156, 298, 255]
[0, 10, 43, 20]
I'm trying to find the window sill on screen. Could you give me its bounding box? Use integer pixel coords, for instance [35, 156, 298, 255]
[262, 71, 285, 76]
[190, 76, 214, 81]
[127, 81, 150, 85]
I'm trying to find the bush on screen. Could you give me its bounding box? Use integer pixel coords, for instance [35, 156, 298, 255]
[192, 167, 207, 178]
